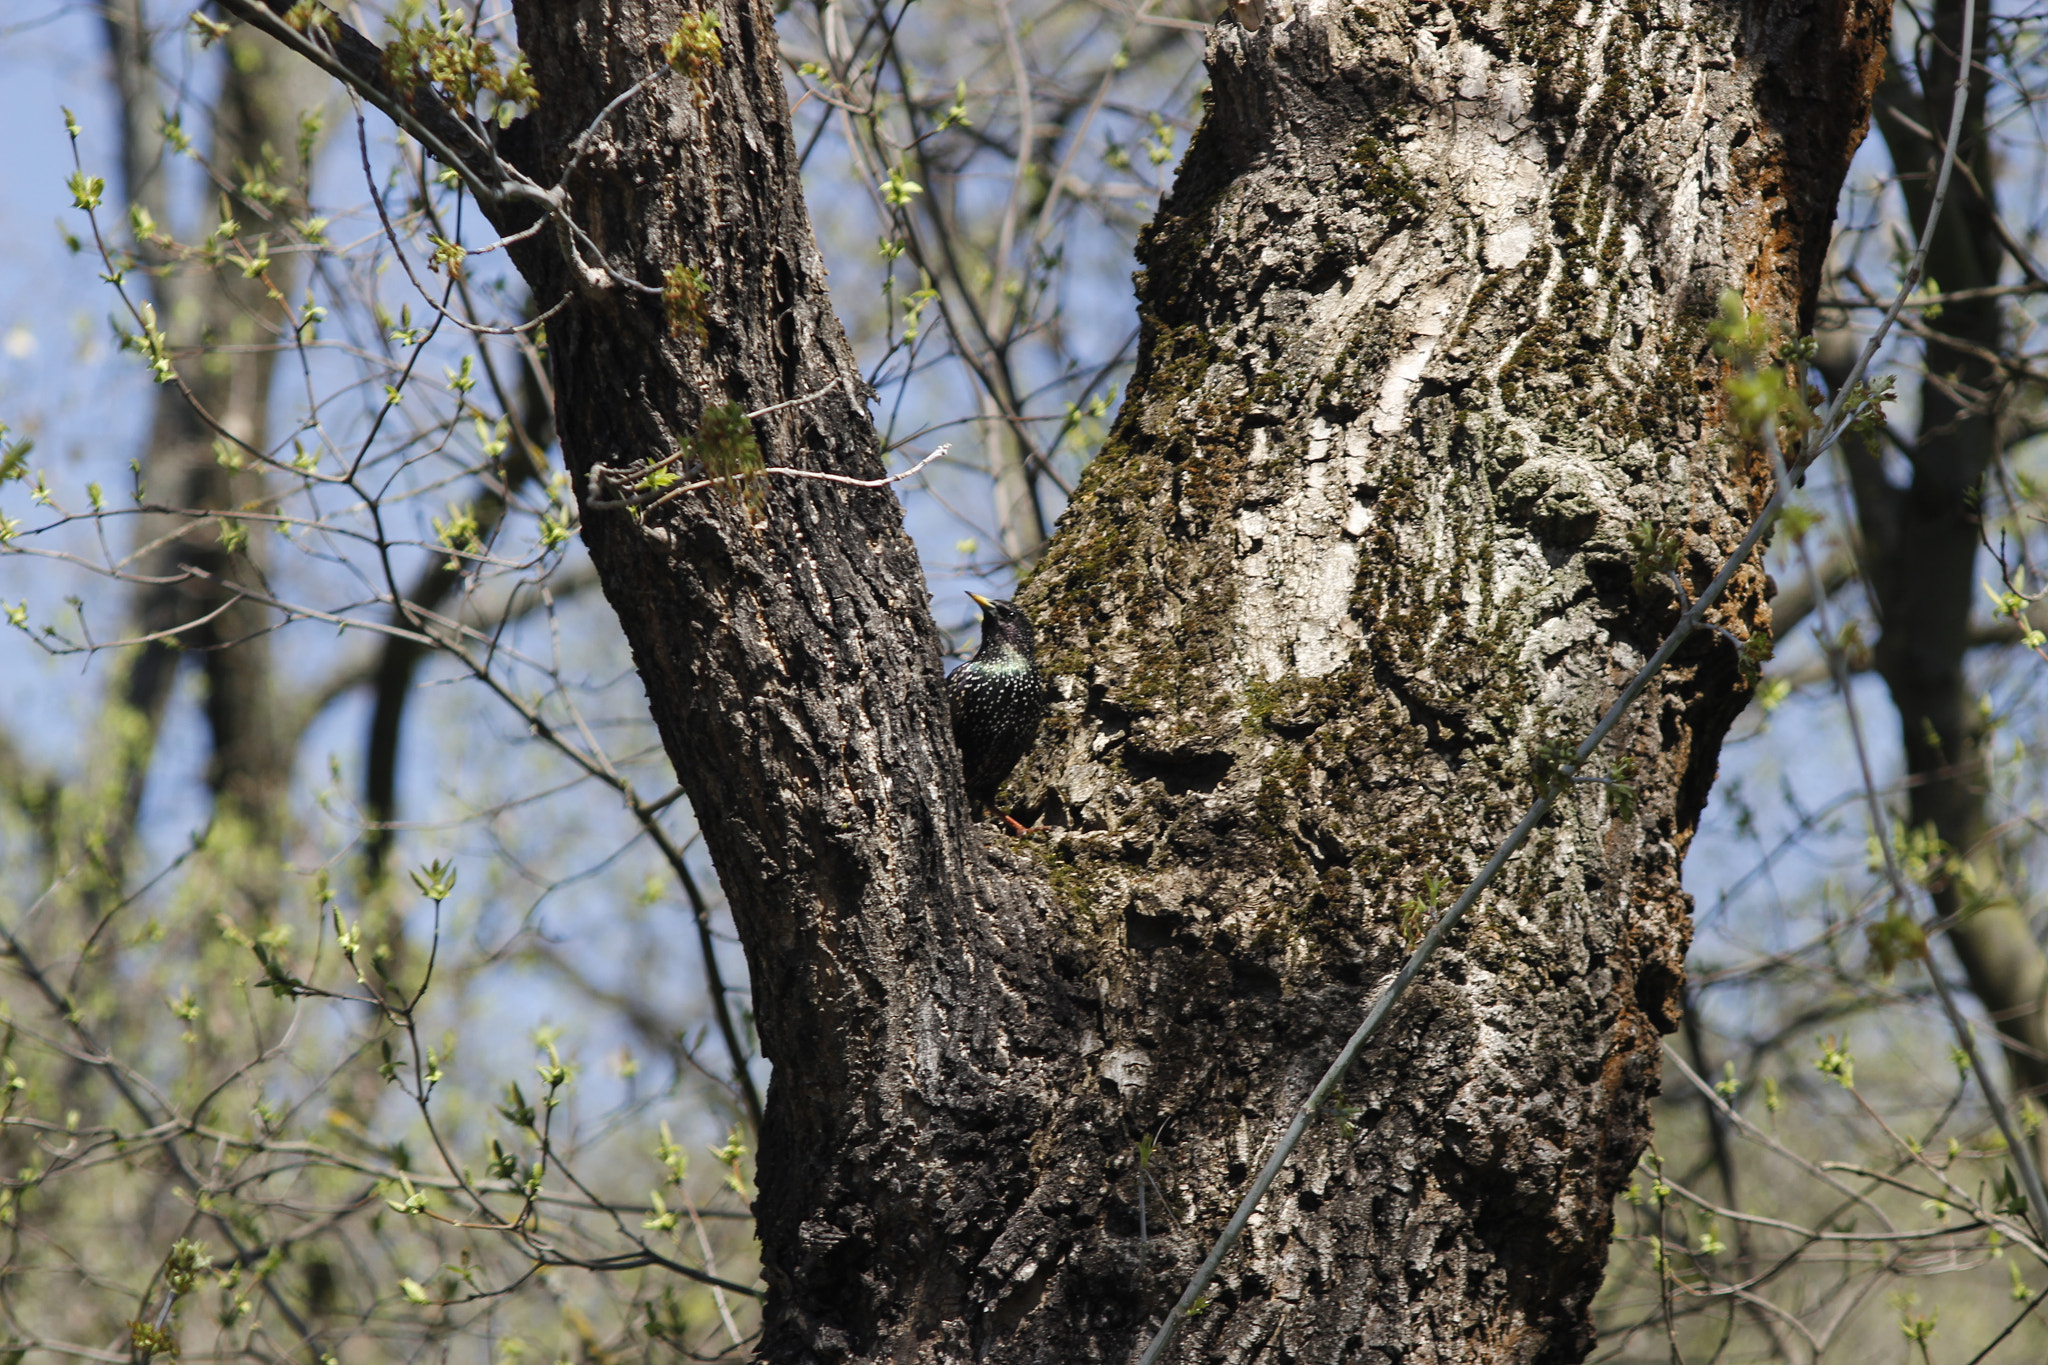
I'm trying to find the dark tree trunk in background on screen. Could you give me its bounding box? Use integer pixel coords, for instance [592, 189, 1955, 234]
[91, 6, 320, 916]
[1826, 0, 2048, 1134]
[234, 0, 1883, 1356]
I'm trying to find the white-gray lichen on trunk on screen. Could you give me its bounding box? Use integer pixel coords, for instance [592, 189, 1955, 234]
[339, 0, 1898, 1353]
[1008, 0, 1884, 1355]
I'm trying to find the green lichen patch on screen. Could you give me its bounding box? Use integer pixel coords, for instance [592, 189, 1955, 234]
[1346, 133, 1426, 218]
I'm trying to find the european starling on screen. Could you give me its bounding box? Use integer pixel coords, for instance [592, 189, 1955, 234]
[947, 592, 1045, 830]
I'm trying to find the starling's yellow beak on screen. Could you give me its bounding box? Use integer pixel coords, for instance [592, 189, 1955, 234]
[966, 592, 996, 612]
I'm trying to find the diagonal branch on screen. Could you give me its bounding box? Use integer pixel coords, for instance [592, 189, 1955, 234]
[210, 0, 519, 210]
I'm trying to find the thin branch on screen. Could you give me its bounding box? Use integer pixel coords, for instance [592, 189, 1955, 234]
[584, 442, 952, 513]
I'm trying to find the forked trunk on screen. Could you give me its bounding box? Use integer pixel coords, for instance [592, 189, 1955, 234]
[487, 0, 1886, 1357]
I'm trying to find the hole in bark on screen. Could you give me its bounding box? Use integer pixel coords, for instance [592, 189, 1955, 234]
[1303, 822, 1349, 871]
[772, 252, 800, 394]
[988, 1257, 1050, 1336]
[1229, 955, 1282, 998]
[1124, 908, 1177, 952]
[1372, 662, 1469, 762]
[1301, 250, 1349, 297]
[1586, 550, 1636, 603]
[1090, 688, 1133, 727]
[1029, 788, 1070, 829]
[1120, 747, 1235, 795]
[1634, 959, 1683, 1033]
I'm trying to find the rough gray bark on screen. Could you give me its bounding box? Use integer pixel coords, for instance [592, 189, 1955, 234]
[480, 8, 1057, 1357]
[1013, 3, 1883, 1356]
[226, 0, 1883, 1356]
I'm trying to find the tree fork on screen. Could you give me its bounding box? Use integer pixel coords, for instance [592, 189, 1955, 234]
[218, 0, 1886, 1357]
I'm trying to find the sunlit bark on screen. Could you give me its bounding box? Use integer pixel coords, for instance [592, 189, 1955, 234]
[216, 0, 1885, 1355]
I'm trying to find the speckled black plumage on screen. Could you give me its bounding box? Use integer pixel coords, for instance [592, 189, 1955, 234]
[947, 593, 1045, 812]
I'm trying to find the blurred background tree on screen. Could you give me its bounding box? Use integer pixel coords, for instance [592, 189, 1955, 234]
[0, 0, 2041, 1359]
[1601, 1, 2048, 1357]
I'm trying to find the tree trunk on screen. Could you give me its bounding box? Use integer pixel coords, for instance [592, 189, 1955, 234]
[1833, 0, 2048, 1129]
[89, 7, 320, 917]
[238, 0, 1884, 1354]
[1008, 3, 1883, 1356]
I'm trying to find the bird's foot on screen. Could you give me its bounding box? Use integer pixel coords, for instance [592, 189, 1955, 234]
[999, 811, 1041, 837]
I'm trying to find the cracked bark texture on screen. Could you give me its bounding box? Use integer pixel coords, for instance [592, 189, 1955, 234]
[1011, 0, 1884, 1358]
[305, 0, 1883, 1356]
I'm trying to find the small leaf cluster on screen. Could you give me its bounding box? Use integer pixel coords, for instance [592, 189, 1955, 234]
[539, 470, 576, 548]
[164, 1239, 213, 1295]
[664, 12, 725, 101]
[1398, 872, 1444, 949]
[129, 1320, 178, 1357]
[1604, 752, 1639, 821]
[1865, 905, 1928, 978]
[1530, 733, 1579, 798]
[663, 262, 710, 344]
[432, 502, 483, 569]
[881, 163, 924, 208]
[382, 1, 539, 128]
[1815, 1034, 1855, 1089]
[1710, 291, 1816, 443]
[1984, 569, 2046, 650]
[697, 404, 762, 478]
[1735, 626, 1774, 686]
[110, 301, 175, 384]
[1626, 520, 1684, 593]
[1990, 1167, 2030, 1219]
[427, 233, 467, 278]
